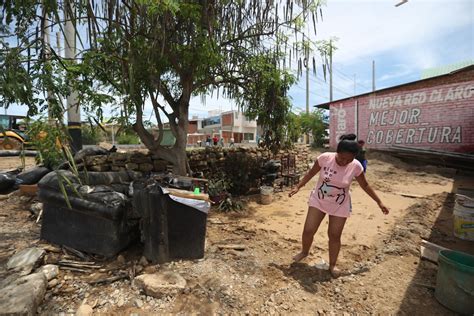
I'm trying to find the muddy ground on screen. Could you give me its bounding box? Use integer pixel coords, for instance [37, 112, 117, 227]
[0, 150, 473, 314]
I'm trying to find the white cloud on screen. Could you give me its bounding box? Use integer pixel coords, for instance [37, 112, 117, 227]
[4, 0, 472, 119]
[314, 0, 473, 65]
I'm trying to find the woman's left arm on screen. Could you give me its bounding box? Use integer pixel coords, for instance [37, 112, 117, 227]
[355, 172, 389, 215]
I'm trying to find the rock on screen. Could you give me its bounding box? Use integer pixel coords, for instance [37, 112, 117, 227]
[335, 287, 341, 293]
[0, 272, 47, 315]
[153, 160, 168, 172]
[109, 152, 129, 162]
[117, 255, 126, 264]
[30, 202, 43, 215]
[85, 155, 109, 166]
[7, 247, 45, 276]
[125, 163, 139, 170]
[139, 256, 149, 266]
[111, 166, 126, 172]
[134, 271, 186, 298]
[48, 279, 59, 288]
[138, 163, 154, 173]
[117, 297, 125, 307]
[89, 165, 110, 172]
[74, 146, 109, 162]
[135, 299, 144, 308]
[37, 264, 59, 281]
[76, 302, 93, 316]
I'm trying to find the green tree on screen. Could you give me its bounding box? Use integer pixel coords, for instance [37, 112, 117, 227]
[1, 0, 328, 175]
[299, 110, 327, 147]
[242, 54, 296, 153]
[286, 112, 302, 145]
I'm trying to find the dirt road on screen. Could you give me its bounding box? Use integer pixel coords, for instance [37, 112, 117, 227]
[0, 150, 472, 314]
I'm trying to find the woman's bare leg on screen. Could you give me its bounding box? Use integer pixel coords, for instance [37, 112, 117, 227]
[327, 215, 347, 277]
[293, 207, 326, 262]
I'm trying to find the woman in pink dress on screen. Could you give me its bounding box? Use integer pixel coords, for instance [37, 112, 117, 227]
[289, 134, 389, 277]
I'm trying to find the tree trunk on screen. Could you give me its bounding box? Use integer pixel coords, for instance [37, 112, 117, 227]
[170, 102, 190, 176]
[135, 86, 191, 176]
[172, 147, 188, 175]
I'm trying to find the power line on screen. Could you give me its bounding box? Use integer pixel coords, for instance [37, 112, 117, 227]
[292, 84, 329, 100]
[333, 69, 372, 91]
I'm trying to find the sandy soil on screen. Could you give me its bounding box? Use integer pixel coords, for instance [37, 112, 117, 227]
[0, 150, 473, 314]
[0, 156, 36, 171]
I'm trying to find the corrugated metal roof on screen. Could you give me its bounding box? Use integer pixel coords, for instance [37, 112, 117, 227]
[421, 60, 474, 79]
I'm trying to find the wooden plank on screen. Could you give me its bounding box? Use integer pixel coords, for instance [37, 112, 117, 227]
[395, 192, 424, 199]
[216, 244, 246, 251]
[165, 188, 210, 202]
[420, 240, 449, 263]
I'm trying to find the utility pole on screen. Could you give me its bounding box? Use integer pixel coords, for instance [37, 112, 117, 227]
[329, 39, 333, 102]
[64, 1, 82, 152]
[305, 59, 309, 115]
[372, 60, 376, 92]
[43, 5, 53, 122]
[305, 57, 310, 144]
[353, 74, 356, 95]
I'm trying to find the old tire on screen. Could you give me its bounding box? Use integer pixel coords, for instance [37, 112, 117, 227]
[0, 137, 22, 150]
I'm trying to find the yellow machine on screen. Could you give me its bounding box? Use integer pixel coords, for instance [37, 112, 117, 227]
[0, 114, 30, 150]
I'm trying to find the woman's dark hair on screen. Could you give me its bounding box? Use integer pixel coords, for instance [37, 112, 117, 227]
[337, 139, 359, 155]
[339, 133, 357, 141]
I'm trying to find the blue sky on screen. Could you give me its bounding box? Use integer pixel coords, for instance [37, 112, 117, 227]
[3, 0, 473, 120]
[286, 0, 474, 110]
[191, 0, 474, 117]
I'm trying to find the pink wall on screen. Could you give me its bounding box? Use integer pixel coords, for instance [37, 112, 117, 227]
[329, 68, 474, 153]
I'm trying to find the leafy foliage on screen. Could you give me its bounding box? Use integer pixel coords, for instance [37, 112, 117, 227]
[299, 110, 327, 147]
[1, 0, 329, 175]
[223, 152, 262, 195]
[207, 178, 231, 198]
[241, 55, 296, 153]
[285, 112, 302, 146]
[116, 132, 141, 145]
[217, 196, 245, 213]
[81, 125, 104, 145]
[27, 118, 68, 169]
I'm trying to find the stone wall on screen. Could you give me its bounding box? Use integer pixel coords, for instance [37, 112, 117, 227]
[79, 145, 312, 191]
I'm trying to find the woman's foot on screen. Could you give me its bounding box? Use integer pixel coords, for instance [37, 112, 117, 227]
[292, 251, 309, 262]
[329, 266, 341, 278]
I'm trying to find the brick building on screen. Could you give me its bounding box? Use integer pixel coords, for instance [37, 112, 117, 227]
[187, 110, 258, 145]
[316, 65, 474, 153]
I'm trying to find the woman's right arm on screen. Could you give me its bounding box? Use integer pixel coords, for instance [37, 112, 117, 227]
[288, 161, 321, 197]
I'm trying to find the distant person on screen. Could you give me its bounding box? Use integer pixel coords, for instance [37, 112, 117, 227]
[229, 137, 235, 147]
[205, 136, 211, 146]
[219, 137, 224, 147]
[356, 140, 367, 173]
[197, 140, 202, 147]
[288, 134, 389, 278]
[212, 136, 218, 146]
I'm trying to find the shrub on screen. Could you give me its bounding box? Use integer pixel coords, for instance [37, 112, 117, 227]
[117, 132, 140, 144]
[81, 126, 103, 145]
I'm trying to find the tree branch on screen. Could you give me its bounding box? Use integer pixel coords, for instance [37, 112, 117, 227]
[132, 101, 155, 150]
[148, 89, 165, 145]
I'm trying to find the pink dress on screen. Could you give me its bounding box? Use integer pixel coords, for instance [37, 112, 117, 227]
[308, 152, 363, 218]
